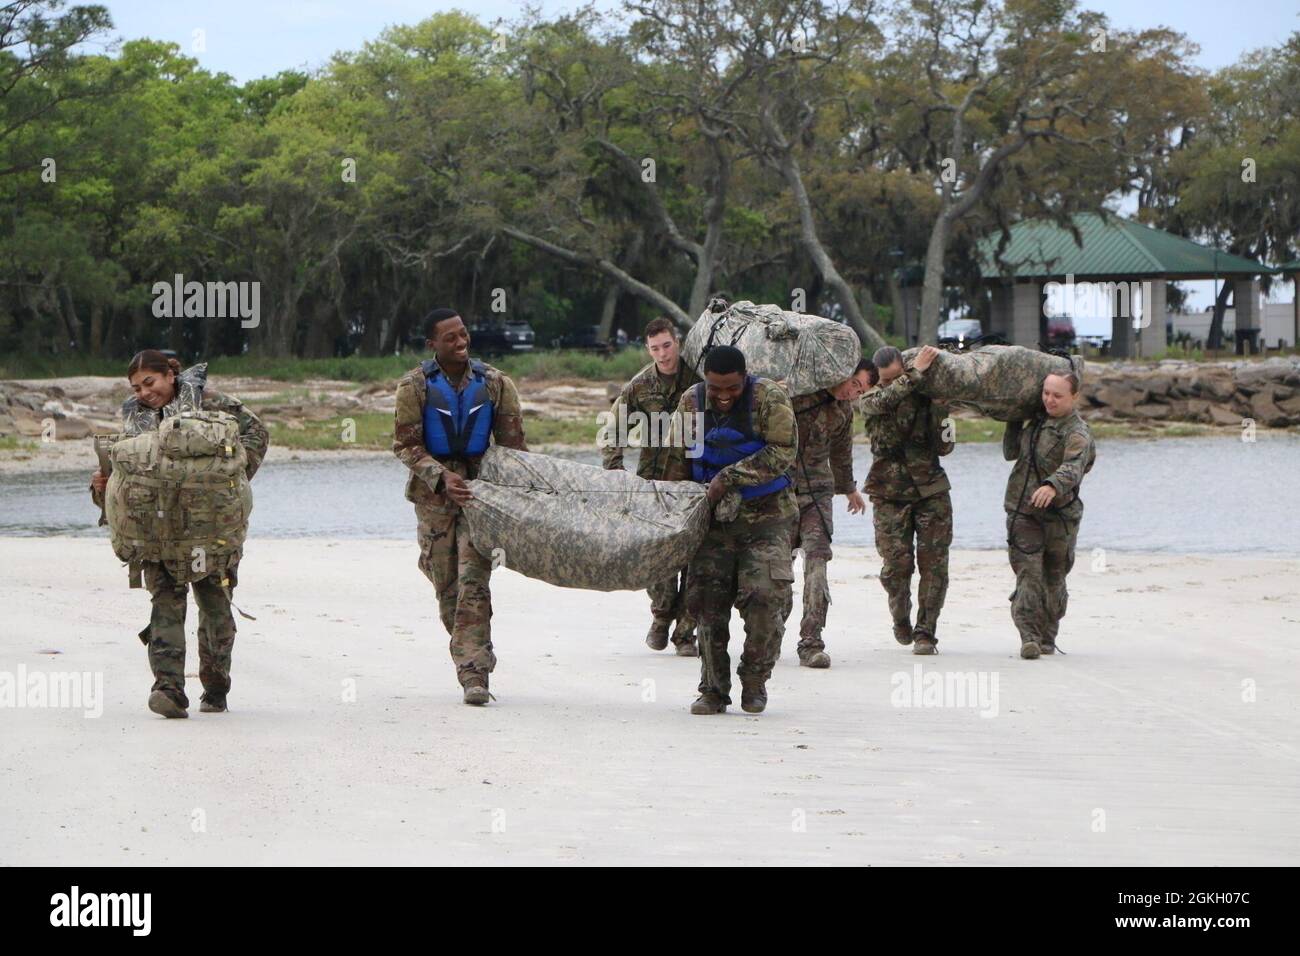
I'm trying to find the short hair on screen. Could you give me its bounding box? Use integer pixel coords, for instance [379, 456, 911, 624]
[644, 317, 678, 340]
[424, 308, 462, 338]
[872, 346, 903, 369]
[1046, 371, 1080, 394]
[703, 345, 746, 376]
[855, 357, 879, 387]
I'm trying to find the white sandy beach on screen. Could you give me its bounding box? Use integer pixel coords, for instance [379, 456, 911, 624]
[1, 536, 1297, 866]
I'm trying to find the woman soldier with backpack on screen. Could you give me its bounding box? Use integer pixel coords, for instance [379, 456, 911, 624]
[90, 350, 269, 718]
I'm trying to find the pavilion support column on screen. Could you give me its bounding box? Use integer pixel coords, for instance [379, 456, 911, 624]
[1111, 285, 1134, 359]
[1233, 278, 1261, 353]
[1011, 280, 1041, 348]
[1139, 277, 1167, 359]
[1291, 275, 1298, 348]
[989, 285, 1011, 339]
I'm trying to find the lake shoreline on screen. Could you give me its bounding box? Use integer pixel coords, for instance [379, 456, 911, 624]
[0, 422, 1286, 477]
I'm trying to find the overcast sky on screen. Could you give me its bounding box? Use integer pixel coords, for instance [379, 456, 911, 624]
[92, 0, 1298, 82]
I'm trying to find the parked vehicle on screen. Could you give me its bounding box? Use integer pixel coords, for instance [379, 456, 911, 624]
[1044, 316, 1076, 350]
[937, 318, 1006, 350]
[469, 320, 536, 356]
[555, 326, 628, 354]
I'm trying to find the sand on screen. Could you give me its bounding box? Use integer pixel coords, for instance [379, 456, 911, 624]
[1, 537, 1296, 866]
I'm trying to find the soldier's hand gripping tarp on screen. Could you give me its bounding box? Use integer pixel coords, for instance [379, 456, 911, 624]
[463, 446, 711, 591]
[683, 298, 862, 398]
[901, 345, 1086, 422]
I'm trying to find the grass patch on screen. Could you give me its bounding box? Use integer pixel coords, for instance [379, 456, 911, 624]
[266, 412, 393, 450]
[1, 348, 651, 384]
[522, 414, 604, 448]
[0, 435, 36, 451]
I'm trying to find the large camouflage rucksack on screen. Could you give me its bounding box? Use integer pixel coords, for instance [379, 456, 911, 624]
[103, 409, 253, 585]
[683, 298, 862, 398]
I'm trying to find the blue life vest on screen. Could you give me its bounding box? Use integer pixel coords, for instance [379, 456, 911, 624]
[690, 377, 792, 500]
[421, 359, 495, 458]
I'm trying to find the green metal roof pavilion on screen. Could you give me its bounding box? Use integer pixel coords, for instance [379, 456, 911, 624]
[977, 212, 1274, 281]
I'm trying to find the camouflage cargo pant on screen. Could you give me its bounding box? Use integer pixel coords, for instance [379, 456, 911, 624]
[686, 517, 795, 704]
[786, 493, 834, 651]
[142, 561, 238, 708]
[417, 504, 496, 686]
[648, 568, 696, 644]
[871, 492, 952, 639]
[1006, 509, 1079, 646]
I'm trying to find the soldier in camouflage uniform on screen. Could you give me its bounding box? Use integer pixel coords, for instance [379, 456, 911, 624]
[394, 308, 527, 705]
[663, 345, 797, 715]
[602, 317, 701, 656]
[783, 360, 877, 668]
[860, 346, 953, 655]
[1003, 371, 1096, 659]
[89, 350, 269, 718]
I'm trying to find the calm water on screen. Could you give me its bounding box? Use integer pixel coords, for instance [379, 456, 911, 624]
[2, 438, 1298, 555]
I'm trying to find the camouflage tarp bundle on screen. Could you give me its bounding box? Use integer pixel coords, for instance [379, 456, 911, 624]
[902, 345, 1086, 422]
[104, 410, 253, 583]
[683, 299, 861, 397]
[464, 446, 710, 591]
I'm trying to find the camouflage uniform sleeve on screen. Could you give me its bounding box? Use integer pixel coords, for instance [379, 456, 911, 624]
[932, 403, 955, 457]
[236, 403, 269, 479]
[858, 372, 917, 417]
[831, 402, 855, 494]
[1002, 420, 1024, 461]
[661, 391, 694, 483]
[207, 392, 269, 479]
[393, 372, 445, 492]
[492, 374, 527, 451]
[1045, 428, 1094, 500]
[718, 385, 796, 491]
[601, 383, 634, 471]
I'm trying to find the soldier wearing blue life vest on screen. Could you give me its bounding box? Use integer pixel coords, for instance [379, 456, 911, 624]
[393, 308, 527, 706]
[662, 345, 798, 716]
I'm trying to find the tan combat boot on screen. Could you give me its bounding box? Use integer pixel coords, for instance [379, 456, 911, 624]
[740, 679, 767, 714]
[690, 692, 727, 715]
[797, 639, 831, 669]
[646, 620, 670, 651]
[463, 675, 491, 705]
[148, 689, 188, 719]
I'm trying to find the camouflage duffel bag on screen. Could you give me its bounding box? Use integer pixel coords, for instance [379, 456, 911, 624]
[104, 410, 253, 584]
[683, 299, 862, 398]
[903, 345, 1086, 421]
[464, 447, 711, 591]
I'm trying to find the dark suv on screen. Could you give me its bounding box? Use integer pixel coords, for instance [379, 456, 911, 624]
[469, 320, 536, 356]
